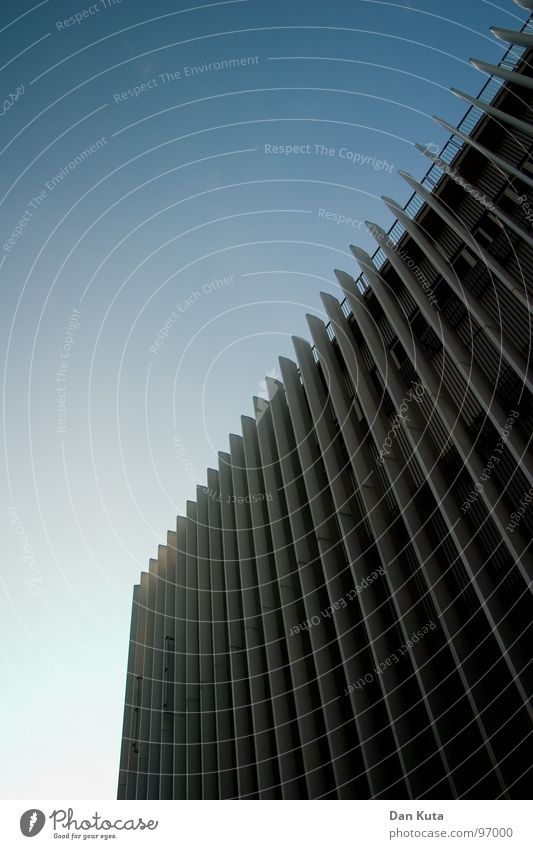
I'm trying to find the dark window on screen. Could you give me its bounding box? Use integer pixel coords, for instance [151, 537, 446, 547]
[411, 310, 443, 359]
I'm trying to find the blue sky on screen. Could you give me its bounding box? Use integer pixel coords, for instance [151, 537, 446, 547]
[0, 0, 528, 799]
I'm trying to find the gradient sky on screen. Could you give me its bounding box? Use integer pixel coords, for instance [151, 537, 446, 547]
[1, 0, 528, 800]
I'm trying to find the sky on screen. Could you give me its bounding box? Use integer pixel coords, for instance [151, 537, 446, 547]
[0, 0, 529, 800]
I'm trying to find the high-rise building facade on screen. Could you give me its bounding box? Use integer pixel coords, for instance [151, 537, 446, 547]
[118, 12, 533, 799]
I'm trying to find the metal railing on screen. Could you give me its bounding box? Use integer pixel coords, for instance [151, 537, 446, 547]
[332, 14, 533, 305]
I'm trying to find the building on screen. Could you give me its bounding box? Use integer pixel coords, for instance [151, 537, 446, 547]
[117, 9, 533, 799]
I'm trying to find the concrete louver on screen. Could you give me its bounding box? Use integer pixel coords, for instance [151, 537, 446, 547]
[514, 1, 533, 13]
[470, 57, 533, 91]
[490, 26, 533, 47]
[118, 13, 533, 799]
[396, 170, 533, 314]
[413, 142, 533, 250]
[432, 115, 533, 191]
[450, 88, 533, 138]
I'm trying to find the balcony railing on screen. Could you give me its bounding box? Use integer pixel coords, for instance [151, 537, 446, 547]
[331, 14, 533, 305]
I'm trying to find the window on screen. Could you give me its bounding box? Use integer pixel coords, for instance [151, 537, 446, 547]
[452, 247, 478, 280]
[411, 310, 443, 359]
